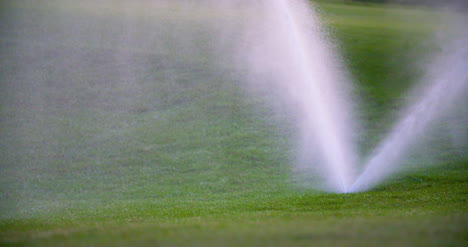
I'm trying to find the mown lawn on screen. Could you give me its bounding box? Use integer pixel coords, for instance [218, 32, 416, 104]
[0, 1, 466, 246]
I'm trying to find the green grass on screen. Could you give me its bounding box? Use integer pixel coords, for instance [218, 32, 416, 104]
[1, 1, 467, 246]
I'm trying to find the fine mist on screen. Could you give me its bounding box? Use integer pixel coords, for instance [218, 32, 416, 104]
[350, 14, 468, 192]
[1, 1, 466, 218]
[239, 0, 358, 193]
[0, 0, 252, 217]
[1, 0, 359, 210]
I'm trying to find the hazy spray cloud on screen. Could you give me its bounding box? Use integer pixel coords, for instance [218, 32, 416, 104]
[0, 1, 466, 216]
[350, 11, 468, 192]
[235, 0, 359, 192]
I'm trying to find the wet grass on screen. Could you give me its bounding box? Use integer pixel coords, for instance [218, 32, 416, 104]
[1, 167, 466, 246]
[0, 1, 467, 246]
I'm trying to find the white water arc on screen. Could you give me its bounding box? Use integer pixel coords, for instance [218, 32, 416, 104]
[350, 31, 468, 193]
[247, 0, 358, 192]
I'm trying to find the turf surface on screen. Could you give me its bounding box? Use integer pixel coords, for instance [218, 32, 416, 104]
[0, 1, 466, 246]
